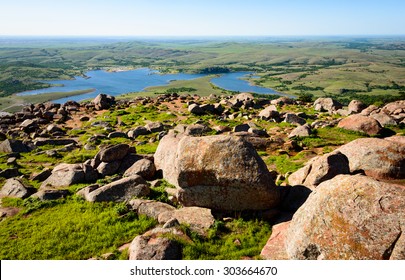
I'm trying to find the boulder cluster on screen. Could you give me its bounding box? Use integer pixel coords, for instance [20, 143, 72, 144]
[0, 92, 404, 260]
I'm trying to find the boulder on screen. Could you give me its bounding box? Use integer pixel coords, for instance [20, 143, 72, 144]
[128, 126, 149, 138]
[288, 124, 312, 138]
[233, 123, 251, 132]
[128, 228, 183, 260]
[96, 161, 121, 176]
[96, 144, 130, 163]
[124, 159, 156, 180]
[188, 104, 204, 115]
[360, 105, 379, 116]
[93, 94, 115, 110]
[31, 189, 69, 200]
[313, 98, 342, 113]
[158, 207, 215, 236]
[154, 134, 280, 211]
[260, 221, 290, 260]
[30, 168, 52, 182]
[284, 113, 306, 126]
[258, 105, 279, 120]
[288, 151, 350, 189]
[337, 114, 383, 135]
[286, 175, 405, 260]
[40, 163, 98, 189]
[145, 122, 164, 133]
[184, 124, 211, 136]
[271, 97, 294, 106]
[0, 139, 30, 153]
[348, 100, 367, 114]
[0, 178, 35, 199]
[33, 138, 78, 146]
[336, 137, 405, 179]
[370, 112, 397, 127]
[382, 100, 405, 115]
[129, 199, 176, 219]
[85, 175, 150, 202]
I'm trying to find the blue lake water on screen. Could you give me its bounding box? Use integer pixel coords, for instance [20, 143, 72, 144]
[17, 68, 282, 104]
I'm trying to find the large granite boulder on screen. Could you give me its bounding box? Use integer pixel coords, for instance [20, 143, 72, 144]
[336, 137, 405, 180]
[348, 100, 367, 114]
[258, 105, 279, 120]
[337, 114, 383, 135]
[129, 199, 176, 219]
[154, 134, 280, 211]
[124, 159, 156, 180]
[93, 94, 115, 110]
[286, 175, 405, 260]
[288, 151, 350, 189]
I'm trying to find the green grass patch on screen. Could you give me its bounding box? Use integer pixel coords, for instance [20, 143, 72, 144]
[136, 142, 159, 154]
[0, 197, 157, 259]
[181, 219, 271, 260]
[264, 154, 305, 175]
[62, 149, 98, 164]
[300, 127, 366, 148]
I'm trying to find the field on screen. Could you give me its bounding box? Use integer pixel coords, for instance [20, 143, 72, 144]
[1, 36, 404, 111]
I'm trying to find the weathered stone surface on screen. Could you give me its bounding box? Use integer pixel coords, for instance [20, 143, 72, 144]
[128, 126, 149, 138]
[40, 163, 97, 189]
[184, 124, 211, 136]
[33, 138, 78, 146]
[128, 228, 183, 260]
[260, 221, 290, 260]
[108, 131, 127, 139]
[284, 113, 306, 126]
[0, 178, 35, 199]
[271, 97, 294, 106]
[382, 100, 405, 115]
[145, 122, 164, 133]
[288, 151, 350, 189]
[348, 100, 367, 114]
[86, 175, 150, 202]
[188, 104, 204, 115]
[314, 97, 342, 113]
[93, 93, 115, 110]
[96, 144, 130, 163]
[336, 137, 405, 179]
[286, 175, 405, 260]
[155, 134, 280, 211]
[233, 123, 251, 132]
[337, 114, 383, 135]
[31, 189, 70, 200]
[0, 139, 30, 153]
[97, 161, 121, 176]
[129, 199, 176, 219]
[158, 206, 215, 236]
[258, 105, 279, 119]
[370, 112, 397, 127]
[360, 105, 379, 116]
[288, 124, 312, 138]
[124, 159, 156, 180]
[30, 168, 52, 182]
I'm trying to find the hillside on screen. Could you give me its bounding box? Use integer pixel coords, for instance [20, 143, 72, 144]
[0, 92, 404, 260]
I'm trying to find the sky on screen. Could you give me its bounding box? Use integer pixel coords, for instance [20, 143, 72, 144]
[0, 0, 404, 37]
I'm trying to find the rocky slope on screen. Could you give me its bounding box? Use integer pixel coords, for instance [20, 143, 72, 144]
[0, 92, 404, 260]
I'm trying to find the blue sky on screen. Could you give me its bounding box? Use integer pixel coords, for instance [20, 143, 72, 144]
[1, 0, 404, 36]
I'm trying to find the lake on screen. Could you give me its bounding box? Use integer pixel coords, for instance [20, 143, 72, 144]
[17, 68, 282, 104]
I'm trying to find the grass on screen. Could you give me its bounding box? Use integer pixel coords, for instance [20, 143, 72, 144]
[181, 218, 272, 260]
[0, 197, 157, 260]
[264, 154, 305, 175]
[300, 127, 367, 148]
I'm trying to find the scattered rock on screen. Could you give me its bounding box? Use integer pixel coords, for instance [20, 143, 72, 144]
[0, 178, 36, 199]
[284, 113, 306, 126]
[0, 168, 20, 179]
[85, 175, 150, 202]
[96, 144, 130, 163]
[314, 97, 342, 113]
[145, 122, 164, 133]
[30, 168, 52, 182]
[124, 159, 156, 180]
[348, 100, 367, 114]
[286, 175, 405, 260]
[337, 114, 383, 135]
[370, 112, 397, 127]
[158, 207, 215, 236]
[128, 228, 184, 260]
[260, 221, 290, 260]
[31, 189, 70, 200]
[288, 124, 312, 138]
[188, 104, 204, 115]
[93, 94, 115, 110]
[258, 105, 279, 120]
[129, 199, 176, 219]
[0, 139, 31, 153]
[288, 151, 350, 189]
[336, 137, 405, 179]
[40, 163, 98, 189]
